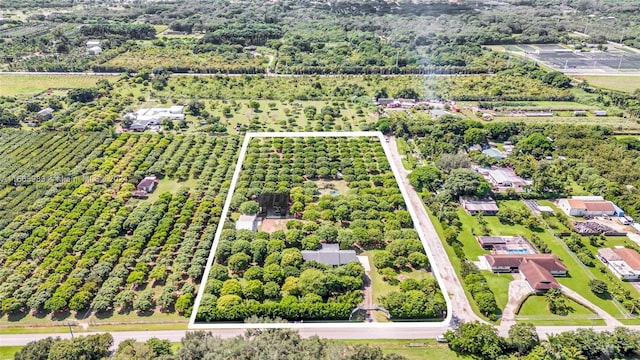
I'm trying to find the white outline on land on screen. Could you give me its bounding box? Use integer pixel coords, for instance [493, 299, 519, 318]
[189, 131, 452, 329]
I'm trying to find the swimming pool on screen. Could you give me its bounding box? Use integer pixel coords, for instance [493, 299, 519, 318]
[507, 248, 530, 254]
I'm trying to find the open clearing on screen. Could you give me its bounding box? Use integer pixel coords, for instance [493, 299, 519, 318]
[577, 75, 640, 93]
[0, 74, 113, 96]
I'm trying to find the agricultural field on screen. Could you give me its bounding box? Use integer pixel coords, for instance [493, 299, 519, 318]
[578, 75, 640, 93]
[0, 131, 241, 327]
[194, 136, 445, 323]
[97, 42, 269, 73]
[0, 75, 114, 96]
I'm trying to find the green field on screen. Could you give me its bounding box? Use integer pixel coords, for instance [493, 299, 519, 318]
[579, 75, 640, 93]
[516, 295, 605, 326]
[0, 74, 113, 96]
[490, 116, 640, 130]
[336, 339, 467, 360]
[0, 346, 21, 360]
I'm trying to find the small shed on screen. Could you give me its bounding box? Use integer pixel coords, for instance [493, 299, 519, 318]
[236, 214, 258, 232]
[37, 107, 54, 121]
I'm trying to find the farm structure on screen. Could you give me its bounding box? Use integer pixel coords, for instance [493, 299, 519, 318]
[460, 196, 499, 216]
[558, 196, 620, 217]
[125, 106, 185, 132]
[598, 247, 640, 281]
[476, 167, 532, 193]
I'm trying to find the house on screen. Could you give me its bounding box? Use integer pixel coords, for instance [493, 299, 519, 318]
[301, 243, 358, 266]
[137, 175, 157, 193]
[598, 248, 640, 281]
[477, 167, 532, 193]
[37, 107, 54, 121]
[235, 214, 258, 232]
[558, 196, 616, 217]
[484, 254, 568, 276]
[519, 260, 561, 292]
[460, 196, 499, 216]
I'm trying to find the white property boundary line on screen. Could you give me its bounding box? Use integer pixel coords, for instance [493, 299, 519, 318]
[189, 131, 452, 329]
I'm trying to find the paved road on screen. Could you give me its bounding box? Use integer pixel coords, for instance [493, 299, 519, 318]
[386, 136, 484, 325]
[5, 324, 640, 347]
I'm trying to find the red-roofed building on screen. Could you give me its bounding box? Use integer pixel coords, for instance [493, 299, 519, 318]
[614, 248, 640, 270]
[519, 260, 561, 292]
[558, 197, 616, 217]
[484, 254, 567, 292]
[484, 254, 568, 276]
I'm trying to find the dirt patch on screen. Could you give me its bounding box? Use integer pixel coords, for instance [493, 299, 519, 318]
[260, 218, 291, 233]
[315, 179, 350, 195]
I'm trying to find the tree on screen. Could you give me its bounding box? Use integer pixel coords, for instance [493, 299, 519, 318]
[545, 288, 569, 315]
[146, 337, 172, 356]
[373, 251, 395, 269]
[221, 279, 243, 297]
[464, 128, 488, 146]
[133, 289, 154, 313]
[243, 280, 264, 300]
[114, 340, 155, 360]
[445, 321, 504, 359]
[239, 201, 260, 215]
[588, 279, 609, 295]
[443, 168, 491, 198]
[407, 252, 429, 269]
[248, 100, 261, 111]
[297, 268, 327, 297]
[508, 322, 539, 355]
[408, 164, 442, 192]
[280, 248, 303, 268]
[15, 337, 57, 360]
[436, 153, 471, 174]
[514, 133, 553, 159]
[69, 290, 93, 311]
[228, 253, 251, 274]
[175, 293, 193, 315]
[187, 99, 205, 116]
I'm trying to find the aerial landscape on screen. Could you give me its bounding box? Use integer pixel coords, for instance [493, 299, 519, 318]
[1, 0, 640, 359]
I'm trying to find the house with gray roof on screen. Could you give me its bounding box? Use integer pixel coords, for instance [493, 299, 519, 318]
[301, 243, 358, 266]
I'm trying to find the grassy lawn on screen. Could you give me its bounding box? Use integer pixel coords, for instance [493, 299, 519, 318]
[484, 274, 515, 310]
[144, 178, 198, 202]
[0, 74, 113, 96]
[516, 295, 605, 326]
[0, 346, 21, 360]
[366, 250, 396, 304]
[335, 339, 468, 360]
[577, 75, 640, 93]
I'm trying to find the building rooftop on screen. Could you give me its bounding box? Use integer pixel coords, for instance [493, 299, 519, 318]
[520, 260, 561, 291]
[460, 197, 499, 212]
[565, 199, 616, 212]
[485, 254, 568, 273]
[301, 243, 358, 266]
[614, 247, 640, 270]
